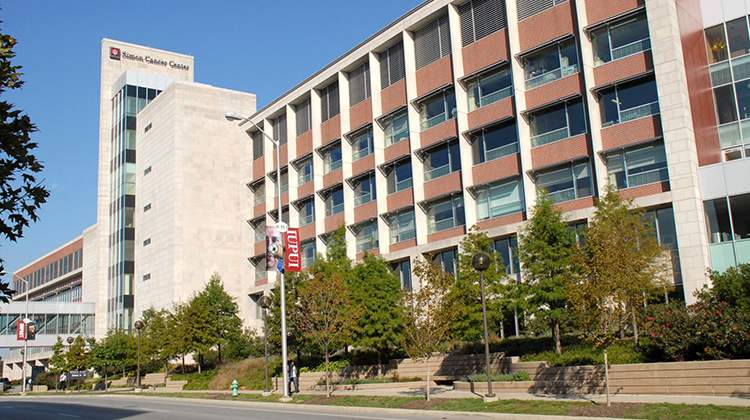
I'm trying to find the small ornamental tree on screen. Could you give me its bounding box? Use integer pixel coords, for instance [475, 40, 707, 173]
[141, 307, 172, 384]
[447, 227, 507, 342]
[518, 190, 575, 354]
[48, 336, 66, 391]
[350, 252, 404, 377]
[293, 271, 360, 397]
[706, 263, 750, 313]
[178, 295, 219, 373]
[401, 255, 453, 401]
[194, 274, 242, 364]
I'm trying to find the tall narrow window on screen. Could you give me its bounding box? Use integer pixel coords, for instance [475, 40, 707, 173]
[380, 42, 405, 89]
[523, 38, 579, 90]
[591, 12, 651, 66]
[301, 240, 316, 268]
[273, 113, 287, 145]
[352, 173, 377, 207]
[390, 259, 412, 290]
[382, 109, 409, 146]
[296, 98, 312, 136]
[251, 129, 264, 161]
[320, 82, 340, 122]
[386, 159, 413, 194]
[605, 143, 668, 189]
[598, 77, 659, 127]
[350, 126, 374, 161]
[471, 120, 518, 164]
[423, 140, 461, 181]
[321, 142, 342, 174]
[349, 62, 371, 106]
[354, 220, 379, 253]
[459, 0, 507, 47]
[252, 181, 265, 206]
[418, 89, 456, 131]
[529, 99, 586, 147]
[475, 178, 524, 220]
[427, 196, 465, 233]
[387, 209, 416, 244]
[414, 14, 451, 70]
[298, 198, 315, 227]
[466, 65, 513, 111]
[536, 161, 593, 204]
[325, 186, 345, 216]
[295, 156, 314, 185]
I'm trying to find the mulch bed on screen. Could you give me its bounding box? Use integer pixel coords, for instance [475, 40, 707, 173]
[570, 402, 643, 418]
[303, 395, 345, 405]
[398, 397, 448, 410]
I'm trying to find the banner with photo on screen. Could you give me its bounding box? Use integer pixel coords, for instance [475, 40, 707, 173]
[266, 226, 284, 272]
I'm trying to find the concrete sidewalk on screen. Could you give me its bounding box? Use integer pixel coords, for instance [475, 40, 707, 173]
[162, 384, 750, 407]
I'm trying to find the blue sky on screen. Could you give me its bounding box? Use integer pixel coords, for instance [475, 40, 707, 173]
[0, 0, 423, 286]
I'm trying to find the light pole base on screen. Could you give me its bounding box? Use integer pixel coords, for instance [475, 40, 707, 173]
[483, 395, 498, 403]
[134, 387, 143, 394]
[279, 396, 292, 402]
[262, 391, 273, 397]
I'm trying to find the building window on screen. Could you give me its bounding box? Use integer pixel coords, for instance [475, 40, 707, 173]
[255, 263, 266, 281]
[386, 208, 416, 244]
[296, 156, 314, 185]
[252, 182, 265, 206]
[386, 159, 413, 194]
[380, 42, 406, 89]
[144, 123, 153, 133]
[251, 129, 264, 161]
[349, 62, 371, 106]
[536, 161, 593, 204]
[644, 207, 682, 285]
[529, 98, 586, 147]
[383, 109, 409, 146]
[390, 259, 412, 290]
[605, 143, 668, 189]
[598, 77, 659, 127]
[273, 113, 287, 146]
[706, 23, 730, 65]
[491, 236, 520, 275]
[254, 220, 266, 243]
[325, 185, 345, 216]
[459, 0, 507, 47]
[418, 89, 456, 131]
[423, 139, 461, 182]
[296, 98, 312, 136]
[427, 195, 465, 234]
[523, 38, 579, 90]
[466, 65, 513, 111]
[354, 220, 379, 253]
[143, 238, 151, 246]
[517, 0, 569, 21]
[275, 169, 289, 195]
[321, 142, 342, 174]
[591, 13, 651, 66]
[352, 173, 377, 207]
[143, 273, 151, 281]
[414, 14, 451, 70]
[298, 198, 315, 227]
[475, 178, 524, 221]
[471, 120, 518, 164]
[433, 248, 459, 277]
[350, 126, 374, 161]
[144, 166, 152, 175]
[301, 240, 316, 268]
[705, 193, 750, 272]
[320, 81, 340, 122]
[143, 203, 151, 212]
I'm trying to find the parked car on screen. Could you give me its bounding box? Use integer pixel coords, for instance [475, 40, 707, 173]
[0, 378, 11, 391]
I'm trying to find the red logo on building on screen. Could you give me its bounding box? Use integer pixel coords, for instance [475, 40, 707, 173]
[109, 47, 121, 60]
[17, 319, 26, 341]
[285, 228, 301, 272]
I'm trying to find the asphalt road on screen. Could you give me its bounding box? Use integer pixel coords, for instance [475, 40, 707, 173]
[0, 395, 510, 420]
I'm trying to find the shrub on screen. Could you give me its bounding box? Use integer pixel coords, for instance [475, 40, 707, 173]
[299, 359, 350, 373]
[641, 303, 695, 361]
[467, 370, 531, 383]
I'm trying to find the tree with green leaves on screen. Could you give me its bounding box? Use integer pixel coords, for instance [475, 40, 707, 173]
[99, 328, 137, 378]
[350, 252, 404, 377]
[293, 270, 360, 397]
[174, 296, 219, 373]
[706, 263, 750, 313]
[48, 336, 66, 391]
[194, 274, 242, 364]
[518, 190, 575, 354]
[401, 255, 453, 402]
[446, 227, 507, 342]
[582, 185, 670, 349]
[140, 307, 172, 384]
[0, 20, 50, 302]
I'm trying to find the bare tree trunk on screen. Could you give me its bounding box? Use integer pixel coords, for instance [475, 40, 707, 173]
[197, 354, 202, 374]
[325, 351, 330, 398]
[553, 321, 562, 354]
[377, 350, 382, 379]
[182, 354, 185, 373]
[631, 306, 640, 351]
[426, 358, 431, 402]
[603, 346, 611, 407]
[163, 360, 168, 386]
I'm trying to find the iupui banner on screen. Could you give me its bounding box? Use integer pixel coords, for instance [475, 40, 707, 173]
[17, 319, 26, 341]
[285, 228, 301, 272]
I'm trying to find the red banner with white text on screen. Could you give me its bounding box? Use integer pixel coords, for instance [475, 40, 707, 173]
[285, 228, 301, 272]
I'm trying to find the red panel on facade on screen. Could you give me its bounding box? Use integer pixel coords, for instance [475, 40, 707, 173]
[423, 171, 462, 201]
[296, 131, 313, 156]
[321, 114, 341, 145]
[518, 2, 575, 52]
[427, 225, 465, 243]
[353, 200, 377, 221]
[420, 119, 458, 148]
[462, 30, 509, 75]
[525, 74, 583, 110]
[619, 181, 670, 200]
[476, 211, 525, 231]
[322, 168, 343, 189]
[416, 55, 454, 98]
[472, 153, 521, 186]
[555, 196, 595, 214]
[254, 241, 266, 257]
[16, 238, 84, 279]
[255, 278, 269, 287]
[586, 0, 644, 26]
[467, 97, 515, 130]
[350, 98, 373, 130]
[299, 223, 316, 243]
[381, 79, 407, 114]
[253, 203, 266, 219]
[531, 134, 590, 169]
[389, 238, 416, 253]
[593, 51, 653, 87]
[297, 181, 314, 200]
[356, 248, 380, 261]
[279, 144, 289, 168]
[253, 158, 266, 180]
[387, 188, 414, 213]
[325, 211, 346, 232]
[384, 138, 411, 163]
[601, 115, 662, 150]
[352, 154, 375, 177]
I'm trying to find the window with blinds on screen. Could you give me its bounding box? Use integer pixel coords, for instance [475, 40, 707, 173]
[414, 14, 451, 70]
[459, 0, 508, 47]
[517, 0, 568, 21]
[251, 129, 263, 161]
[296, 98, 311, 136]
[320, 81, 340, 122]
[349, 62, 371, 106]
[273, 113, 287, 145]
[380, 42, 406, 89]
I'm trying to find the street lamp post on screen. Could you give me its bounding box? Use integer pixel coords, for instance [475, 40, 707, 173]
[134, 320, 144, 391]
[17, 275, 29, 395]
[259, 295, 272, 395]
[225, 112, 291, 400]
[66, 336, 74, 391]
[472, 252, 497, 402]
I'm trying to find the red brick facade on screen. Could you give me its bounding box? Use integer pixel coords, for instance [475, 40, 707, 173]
[424, 171, 462, 201]
[352, 154, 375, 177]
[296, 131, 313, 156]
[389, 238, 417, 253]
[322, 169, 343, 189]
[299, 222, 316, 241]
[353, 200, 377, 221]
[325, 211, 346, 232]
[381, 79, 407, 114]
[427, 225, 465, 243]
[350, 98, 373, 130]
[462, 30, 509, 75]
[619, 181, 670, 200]
[297, 181, 314, 200]
[525, 74, 583, 110]
[476, 211, 525, 231]
[416, 55, 454, 97]
[467, 97, 515, 130]
[356, 249, 380, 261]
[384, 138, 411, 162]
[593, 51, 653, 87]
[254, 241, 265, 257]
[321, 114, 341, 145]
[518, 2, 575, 52]
[253, 157, 265, 180]
[585, 0, 644, 26]
[472, 153, 521, 186]
[387, 188, 414, 213]
[556, 196, 595, 213]
[531, 134, 590, 169]
[253, 203, 266, 219]
[16, 238, 83, 279]
[601, 115, 662, 150]
[420, 119, 458, 148]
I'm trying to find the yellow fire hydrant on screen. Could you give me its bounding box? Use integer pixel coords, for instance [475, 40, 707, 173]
[231, 380, 239, 397]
